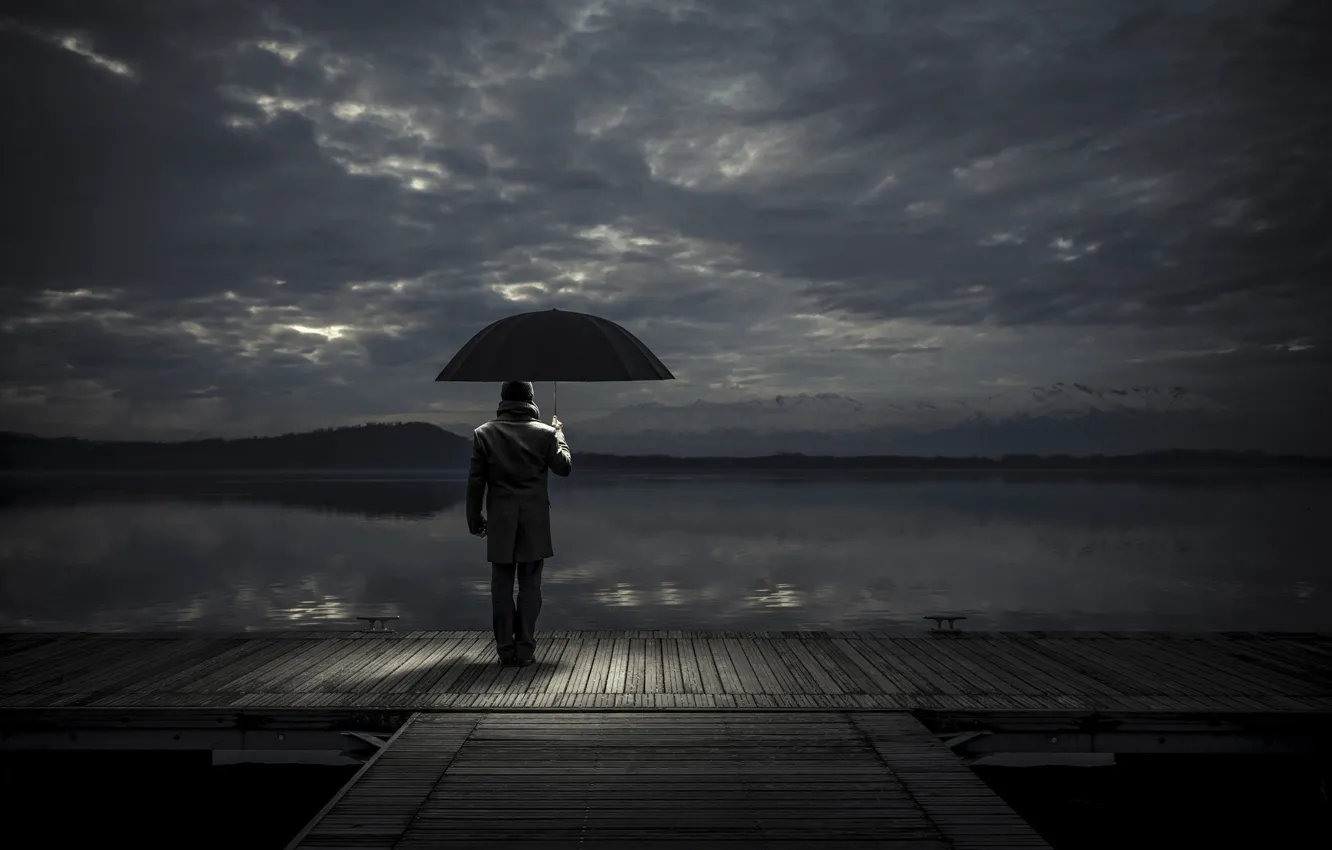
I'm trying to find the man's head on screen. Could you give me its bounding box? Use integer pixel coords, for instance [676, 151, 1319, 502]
[500, 381, 534, 402]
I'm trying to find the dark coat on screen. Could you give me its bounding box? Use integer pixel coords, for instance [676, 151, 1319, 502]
[466, 400, 572, 563]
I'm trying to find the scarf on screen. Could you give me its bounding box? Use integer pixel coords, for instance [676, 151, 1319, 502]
[495, 399, 540, 420]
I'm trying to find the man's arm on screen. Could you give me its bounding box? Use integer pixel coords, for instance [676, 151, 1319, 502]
[549, 427, 572, 477]
[466, 431, 488, 533]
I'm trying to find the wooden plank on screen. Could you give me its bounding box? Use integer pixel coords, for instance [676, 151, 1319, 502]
[456, 635, 513, 693]
[660, 638, 683, 694]
[625, 638, 645, 694]
[492, 657, 527, 696]
[121, 639, 261, 695]
[321, 635, 415, 693]
[743, 637, 798, 694]
[755, 638, 814, 694]
[0, 635, 97, 680]
[1220, 639, 1332, 671]
[390, 636, 470, 695]
[605, 638, 630, 694]
[361, 638, 454, 698]
[643, 637, 664, 694]
[274, 639, 382, 693]
[704, 638, 744, 694]
[1090, 637, 1217, 702]
[780, 637, 847, 694]
[419, 637, 491, 695]
[721, 637, 767, 694]
[558, 638, 596, 694]
[678, 639, 710, 694]
[2, 637, 148, 693]
[34, 639, 209, 695]
[852, 637, 938, 694]
[547, 637, 592, 694]
[1076, 638, 1195, 697]
[1039, 637, 1182, 698]
[826, 638, 898, 694]
[723, 638, 775, 694]
[4, 638, 152, 693]
[896, 638, 981, 695]
[324, 636, 424, 692]
[989, 634, 1129, 698]
[59, 639, 251, 702]
[907, 636, 1023, 696]
[577, 638, 609, 693]
[178, 638, 291, 693]
[523, 639, 564, 695]
[206, 639, 330, 693]
[1203, 639, 1332, 693]
[455, 646, 504, 693]
[1208, 634, 1332, 673]
[514, 638, 567, 694]
[974, 635, 1106, 699]
[1107, 640, 1265, 709]
[963, 635, 1063, 697]
[0, 635, 60, 663]
[246, 637, 356, 694]
[1170, 638, 1330, 696]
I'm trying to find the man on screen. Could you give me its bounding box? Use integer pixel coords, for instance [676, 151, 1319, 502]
[466, 380, 572, 667]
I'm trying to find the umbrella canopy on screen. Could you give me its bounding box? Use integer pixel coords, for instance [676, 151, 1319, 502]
[435, 308, 674, 416]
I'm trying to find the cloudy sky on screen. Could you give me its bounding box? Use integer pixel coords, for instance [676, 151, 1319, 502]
[2, 0, 1329, 450]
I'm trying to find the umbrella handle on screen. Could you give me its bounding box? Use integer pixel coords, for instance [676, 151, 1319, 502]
[553, 381, 557, 418]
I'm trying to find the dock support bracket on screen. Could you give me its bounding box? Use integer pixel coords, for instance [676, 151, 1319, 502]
[339, 730, 389, 761]
[942, 730, 991, 750]
[924, 615, 968, 631]
[354, 616, 400, 632]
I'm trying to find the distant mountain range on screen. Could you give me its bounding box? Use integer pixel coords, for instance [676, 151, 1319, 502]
[554, 383, 1222, 437]
[1, 421, 1327, 471]
[0, 422, 471, 471]
[439, 383, 1303, 457]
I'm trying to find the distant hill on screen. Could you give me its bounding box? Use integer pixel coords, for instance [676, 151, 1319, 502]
[0, 423, 1328, 471]
[441, 386, 1321, 457]
[571, 449, 1332, 471]
[0, 422, 472, 470]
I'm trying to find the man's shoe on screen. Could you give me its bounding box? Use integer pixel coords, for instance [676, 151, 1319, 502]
[499, 658, 519, 667]
[517, 659, 534, 667]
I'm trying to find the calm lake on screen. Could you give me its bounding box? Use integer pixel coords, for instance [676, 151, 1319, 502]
[1, 470, 1328, 632]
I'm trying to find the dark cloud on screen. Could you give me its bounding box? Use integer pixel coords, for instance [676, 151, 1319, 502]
[1, 0, 1329, 449]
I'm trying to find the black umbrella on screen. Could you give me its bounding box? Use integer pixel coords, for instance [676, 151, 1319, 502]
[435, 308, 674, 417]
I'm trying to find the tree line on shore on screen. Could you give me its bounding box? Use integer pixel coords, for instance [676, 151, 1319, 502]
[1, 422, 1327, 470]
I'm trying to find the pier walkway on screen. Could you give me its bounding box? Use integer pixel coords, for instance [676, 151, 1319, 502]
[2, 630, 1329, 848]
[2, 630, 1329, 712]
[285, 710, 1048, 849]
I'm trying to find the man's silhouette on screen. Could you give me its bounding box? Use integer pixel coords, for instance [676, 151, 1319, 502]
[467, 381, 572, 666]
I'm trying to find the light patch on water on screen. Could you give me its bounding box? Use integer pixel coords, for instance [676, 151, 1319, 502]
[744, 583, 803, 609]
[656, 582, 684, 606]
[595, 582, 643, 607]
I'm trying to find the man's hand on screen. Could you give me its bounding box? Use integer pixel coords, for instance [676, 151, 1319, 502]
[469, 515, 487, 537]
[552, 415, 564, 439]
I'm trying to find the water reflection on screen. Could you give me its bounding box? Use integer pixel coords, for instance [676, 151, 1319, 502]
[0, 473, 460, 519]
[0, 471, 1327, 632]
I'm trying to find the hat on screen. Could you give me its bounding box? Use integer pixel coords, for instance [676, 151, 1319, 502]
[500, 381, 534, 402]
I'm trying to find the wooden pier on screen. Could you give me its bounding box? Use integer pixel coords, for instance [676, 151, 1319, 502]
[2, 630, 1329, 849]
[285, 711, 1046, 849]
[3, 630, 1329, 713]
